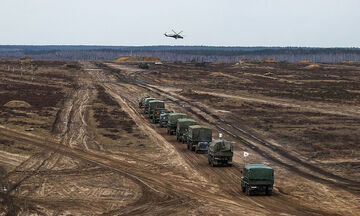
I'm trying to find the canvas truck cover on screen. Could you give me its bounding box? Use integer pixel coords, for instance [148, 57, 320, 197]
[177, 118, 197, 133]
[148, 100, 165, 109]
[188, 125, 212, 141]
[244, 164, 274, 182]
[168, 113, 187, 125]
[144, 98, 156, 105]
[209, 139, 233, 156]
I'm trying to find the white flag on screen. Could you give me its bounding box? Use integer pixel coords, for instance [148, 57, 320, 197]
[244, 152, 249, 157]
[219, 133, 223, 138]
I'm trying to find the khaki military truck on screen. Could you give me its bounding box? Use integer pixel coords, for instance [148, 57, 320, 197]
[176, 118, 198, 142]
[152, 108, 171, 124]
[148, 100, 165, 119]
[208, 139, 233, 166]
[187, 125, 212, 153]
[167, 113, 187, 135]
[241, 164, 274, 196]
[138, 96, 149, 108]
[143, 98, 156, 114]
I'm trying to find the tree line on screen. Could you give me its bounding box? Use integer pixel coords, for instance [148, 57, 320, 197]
[0, 46, 359, 62]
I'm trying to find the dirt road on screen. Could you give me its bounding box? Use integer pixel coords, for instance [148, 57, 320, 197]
[0, 60, 359, 215]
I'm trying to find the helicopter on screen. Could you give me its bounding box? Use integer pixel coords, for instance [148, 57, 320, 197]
[164, 30, 184, 39]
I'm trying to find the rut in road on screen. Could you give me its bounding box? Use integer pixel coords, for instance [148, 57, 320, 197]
[0, 126, 272, 215]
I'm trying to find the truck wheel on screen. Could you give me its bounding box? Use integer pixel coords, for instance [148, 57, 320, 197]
[210, 160, 214, 167]
[246, 186, 252, 196]
[187, 144, 190, 150]
[208, 156, 211, 164]
[266, 189, 272, 196]
[242, 186, 246, 193]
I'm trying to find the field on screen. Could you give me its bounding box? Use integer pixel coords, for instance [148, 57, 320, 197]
[0, 59, 359, 215]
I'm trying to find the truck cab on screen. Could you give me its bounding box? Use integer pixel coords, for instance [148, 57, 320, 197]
[241, 164, 274, 196]
[152, 108, 170, 123]
[159, 112, 171, 128]
[143, 98, 156, 114]
[138, 96, 150, 108]
[167, 113, 187, 135]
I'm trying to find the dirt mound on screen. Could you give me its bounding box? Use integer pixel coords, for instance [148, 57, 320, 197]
[19, 56, 33, 63]
[342, 61, 357, 64]
[298, 60, 312, 64]
[180, 88, 195, 95]
[263, 58, 276, 63]
[113, 56, 161, 63]
[305, 64, 321, 69]
[4, 100, 31, 108]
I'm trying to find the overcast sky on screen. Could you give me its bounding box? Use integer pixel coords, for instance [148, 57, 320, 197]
[1, 0, 359, 47]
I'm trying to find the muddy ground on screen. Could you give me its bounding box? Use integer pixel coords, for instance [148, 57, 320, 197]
[0, 59, 359, 215]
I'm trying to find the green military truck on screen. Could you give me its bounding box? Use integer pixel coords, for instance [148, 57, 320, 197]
[208, 139, 233, 166]
[138, 96, 149, 108]
[167, 113, 187, 135]
[143, 98, 156, 114]
[159, 112, 172, 128]
[176, 118, 198, 142]
[241, 164, 274, 196]
[148, 100, 165, 119]
[152, 108, 171, 124]
[187, 125, 212, 153]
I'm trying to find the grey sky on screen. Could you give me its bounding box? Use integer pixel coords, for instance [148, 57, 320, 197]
[1, 0, 359, 47]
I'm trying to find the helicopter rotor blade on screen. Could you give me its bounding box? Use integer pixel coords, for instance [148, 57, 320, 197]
[178, 31, 183, 35]
[172, 29, 177, 35]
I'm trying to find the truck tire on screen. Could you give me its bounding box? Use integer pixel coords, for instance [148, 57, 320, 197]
[187, 143, 190, 150]
[242, 186, 246, 193]
[210, 159, 214, 167]
[208, 155, 211, 164]
[246, 186, 252, 196]
[266, 189, 272, 196]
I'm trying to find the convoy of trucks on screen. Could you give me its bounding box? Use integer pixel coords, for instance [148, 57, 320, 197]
[138, 96, 274, 196]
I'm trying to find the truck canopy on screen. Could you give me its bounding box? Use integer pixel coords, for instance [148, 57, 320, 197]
[209, 139, 233, 156]
[244, 164, 274, 181]
[188, 125, 212, 142]
[148, 100, 165, 109]
[144, 98, 156, 105]
[168, 113, 187, 125]
[177, 118, 198, 133]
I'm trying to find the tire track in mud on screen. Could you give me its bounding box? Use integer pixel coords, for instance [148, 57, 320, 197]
[97, 62, 360, 195]
[1, 126, 255, 215]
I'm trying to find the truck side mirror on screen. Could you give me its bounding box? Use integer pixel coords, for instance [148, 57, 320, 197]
[240, 170, 243, 174]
